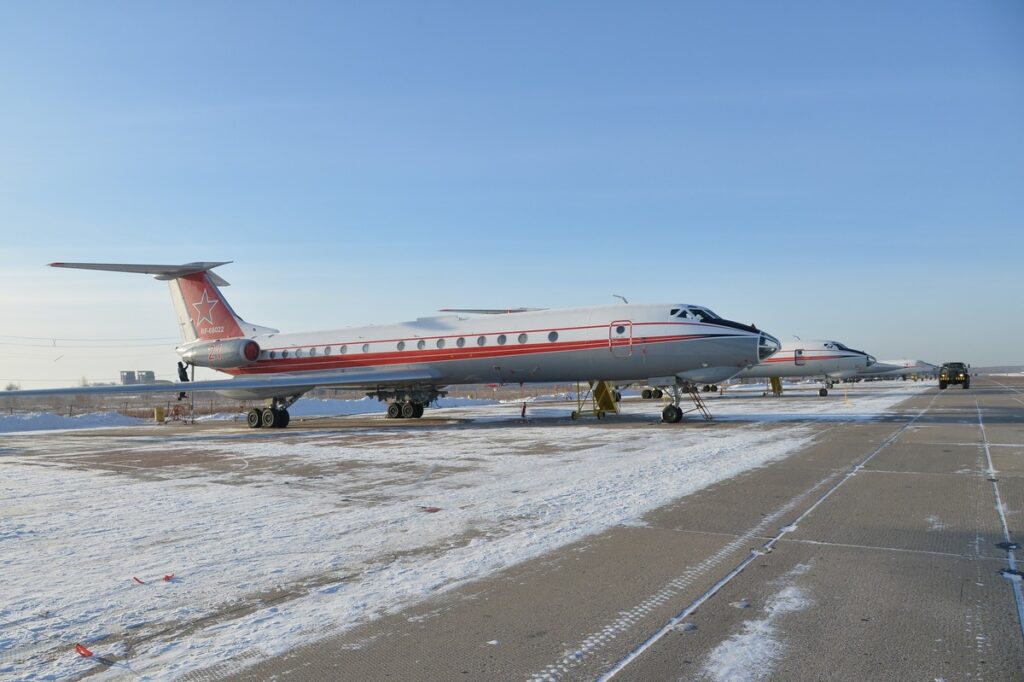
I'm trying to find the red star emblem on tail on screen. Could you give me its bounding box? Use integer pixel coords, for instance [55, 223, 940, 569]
[192, 290, 219, 325]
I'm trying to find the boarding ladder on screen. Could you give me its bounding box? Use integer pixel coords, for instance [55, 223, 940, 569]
[680, 383, 714, 421]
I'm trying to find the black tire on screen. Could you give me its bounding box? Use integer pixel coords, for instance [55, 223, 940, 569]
[570, 410, 579, 420]
[652, 389, 664, 399]
[261, 408, 279, 428]
[939, 382, 947, 390]
[412, 403, 425, 418]
[387, 402, 402, 419]
[247, 409, 263, 428]
[641, 389, 652, 400]
[401, 402, 416, 419]
[963, 381, 970, 390]
[662, 404, 682, 423]
[278, 409, 290, 427]
[819, 388, 828, 397]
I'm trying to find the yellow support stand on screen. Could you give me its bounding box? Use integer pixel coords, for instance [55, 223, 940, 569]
[570, 380, 620, 419]
[769, 376, 783, 397]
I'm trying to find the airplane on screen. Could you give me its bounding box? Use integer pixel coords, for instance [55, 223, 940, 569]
[856, 359, 939, 380]
[5, 261, 782, 426]
[730, 339, 876, 396]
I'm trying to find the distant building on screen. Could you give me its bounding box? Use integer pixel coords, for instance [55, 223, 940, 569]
[120, 370, 138, 385]
[137, 370, 156, 384]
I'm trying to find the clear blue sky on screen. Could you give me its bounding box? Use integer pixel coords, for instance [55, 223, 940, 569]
[1, 2, 1022, 386]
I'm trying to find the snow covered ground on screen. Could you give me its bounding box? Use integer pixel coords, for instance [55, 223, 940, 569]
[0, 383, 929, 680]
[0, 411, 146, 434]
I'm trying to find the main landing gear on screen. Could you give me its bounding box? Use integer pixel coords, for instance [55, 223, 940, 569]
[371, 386, 444, 420]
[247, 395, 300, 428]
[386, 401, 426, 419]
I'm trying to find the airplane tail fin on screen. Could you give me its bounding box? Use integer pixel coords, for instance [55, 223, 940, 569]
[49, 261, 278, 342]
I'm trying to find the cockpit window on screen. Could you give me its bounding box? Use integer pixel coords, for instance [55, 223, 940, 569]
[670, 308, 680, 317]
[676, 306, 721, 322]
[833, 342, 850, 351]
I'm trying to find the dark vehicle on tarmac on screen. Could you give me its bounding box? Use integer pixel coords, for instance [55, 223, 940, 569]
[939, 362, 970, 390]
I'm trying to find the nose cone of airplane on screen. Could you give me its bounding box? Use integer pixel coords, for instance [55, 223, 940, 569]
[758, 332, 781, 361]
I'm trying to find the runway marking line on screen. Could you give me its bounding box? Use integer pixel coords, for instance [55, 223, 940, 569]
[976, 398, 1024, 643]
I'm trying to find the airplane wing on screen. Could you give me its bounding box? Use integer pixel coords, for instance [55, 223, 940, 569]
[3, 367, 441, 398]
[438, 308, 545, 314]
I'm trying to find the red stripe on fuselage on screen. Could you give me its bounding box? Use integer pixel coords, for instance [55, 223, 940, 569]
[226, 333, 741, 376]
[761, 353, 856, 364]
[257, 320, 715, 352]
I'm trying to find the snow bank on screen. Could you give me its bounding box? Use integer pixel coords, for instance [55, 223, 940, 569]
[0, 411, 145, 434]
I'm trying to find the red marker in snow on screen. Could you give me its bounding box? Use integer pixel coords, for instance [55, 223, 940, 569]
[132, 576, 145, 585]
[163, 573, 175, 582]
[75, 643, 93, 657]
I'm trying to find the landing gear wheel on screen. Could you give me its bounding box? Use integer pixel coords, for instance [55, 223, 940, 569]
[412, 403, 425, 418]
[641, 389, 653, 400]
[819, 388, 828, 397]
[277, 409, 290, 427]
[662, 404, 683, 423]
[387, 402, 403, 419]
[939, 382, 948, 390]
[247, 408, 263, 428]
[401, 402, 416, 419]
[261, 408, 280, 428]
[652, 389, 664, 399]
[570, 410, 579, 420]
[963, 381, 970, 389]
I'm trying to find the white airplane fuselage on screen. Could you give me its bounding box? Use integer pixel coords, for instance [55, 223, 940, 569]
[733, 339, 874, 381]
[181, 304, 778, 400]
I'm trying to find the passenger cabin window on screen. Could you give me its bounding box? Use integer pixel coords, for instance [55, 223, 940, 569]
[324, 346, 332, 355]
[397, 341, 406, 351]
[436, 338, 446, 349]
[548, 331, 559, 342]
[477, 336, 487, 346]
[295, 349, 303, 358]
[282, 350, 289, 358]
[417, 340, 426, 350]
[456, 337, 466, 347]
[269, 350, 276, 359]
[309, 347, 317, 356]
[361, 343, 369, 353]
[497, 334, 507, 345]
[518, 333, 528, 344]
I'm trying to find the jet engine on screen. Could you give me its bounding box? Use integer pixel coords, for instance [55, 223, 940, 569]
[179, 338, 261, 368]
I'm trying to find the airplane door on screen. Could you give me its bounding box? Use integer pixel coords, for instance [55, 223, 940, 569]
[794, 349, 806, 366]
[609, 320, 633, 358]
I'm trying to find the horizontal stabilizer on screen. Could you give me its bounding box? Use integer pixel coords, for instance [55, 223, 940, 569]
[50, 261, 233, 286]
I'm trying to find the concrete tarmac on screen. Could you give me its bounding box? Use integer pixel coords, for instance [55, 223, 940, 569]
[213, 378, 1024, 681]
